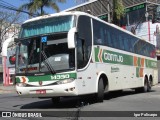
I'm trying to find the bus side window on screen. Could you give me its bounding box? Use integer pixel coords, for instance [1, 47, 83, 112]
[77, 38, 84, 68]
[93, 20, 102, 45]
[104, 29, 107, 46]
[128, 37, 134, 52]
[132, 38, 138, 53]
[124, 36, 131, 52]
[93, 19, 110, 46]
[106, 30, 112, 47]
[111, 29, 117, 48]
[94, 30, 101, 45]
[77, 15, 92, 69]
[100, 27, 105, 45]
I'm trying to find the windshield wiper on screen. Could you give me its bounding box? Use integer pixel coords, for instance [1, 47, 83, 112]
[41, 50, 56, 74]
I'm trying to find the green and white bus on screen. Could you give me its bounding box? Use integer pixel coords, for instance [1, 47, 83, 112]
[15, 11, 158, 103]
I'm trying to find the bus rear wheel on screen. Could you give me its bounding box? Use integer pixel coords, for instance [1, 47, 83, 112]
[147, 78, 152, 92]
[96, 78, 104, 102]
[135, 77, 151, 93]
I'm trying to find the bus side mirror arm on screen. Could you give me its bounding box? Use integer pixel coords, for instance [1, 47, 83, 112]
[67, 27, 77, 49]
[14, 38, 19, 43]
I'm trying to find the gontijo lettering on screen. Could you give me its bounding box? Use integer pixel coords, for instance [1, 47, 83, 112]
[104, 52, 123, 63]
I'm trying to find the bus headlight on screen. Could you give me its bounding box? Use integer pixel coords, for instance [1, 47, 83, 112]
[16, 83, 27, 87]
[56, 78, 75, 85]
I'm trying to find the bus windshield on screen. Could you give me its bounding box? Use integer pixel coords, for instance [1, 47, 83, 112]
[16, 33, 75, 74]
[16, 15, 75, 74]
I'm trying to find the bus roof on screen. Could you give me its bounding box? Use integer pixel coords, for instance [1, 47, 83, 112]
[23, 11, 90, 24]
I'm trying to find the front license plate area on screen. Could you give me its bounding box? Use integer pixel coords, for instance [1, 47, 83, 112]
[36, 90, 46, 94]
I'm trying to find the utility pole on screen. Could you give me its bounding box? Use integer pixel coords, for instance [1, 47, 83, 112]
[107, 0, 111, 22]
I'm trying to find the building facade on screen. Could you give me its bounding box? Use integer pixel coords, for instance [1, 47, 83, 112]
[64, 0, 160, 44]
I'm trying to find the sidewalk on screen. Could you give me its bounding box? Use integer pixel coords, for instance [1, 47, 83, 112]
[0, 84, 16, 94]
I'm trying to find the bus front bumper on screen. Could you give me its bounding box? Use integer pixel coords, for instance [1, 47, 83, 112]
[16, 82, 78, 98]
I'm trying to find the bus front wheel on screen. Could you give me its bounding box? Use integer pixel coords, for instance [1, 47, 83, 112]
[96, 78, 104, 102]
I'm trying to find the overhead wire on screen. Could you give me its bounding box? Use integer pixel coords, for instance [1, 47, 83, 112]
[0, 0, 38, 17]
[0, 0, 17, 9]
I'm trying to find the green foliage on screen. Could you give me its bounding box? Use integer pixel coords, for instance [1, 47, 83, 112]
[18, 0, 66, 17]
[114, 0, 124, 20]
[113, 0, 125, 25]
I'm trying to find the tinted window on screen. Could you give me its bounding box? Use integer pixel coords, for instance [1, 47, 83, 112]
[77, 16, 92, 69]
[93, 19, 125, 49]
[93, 20, 105, 45]
[93, 19, 155, 58]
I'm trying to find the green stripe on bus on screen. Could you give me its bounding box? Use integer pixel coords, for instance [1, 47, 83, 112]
[94, 47, 157, 69]
[136, 67, 140, 77]
[95, 47, 100, 62]
[16, 73, 77, 83]
[137, 57, 141, 67]
[145, 59, 157, 68]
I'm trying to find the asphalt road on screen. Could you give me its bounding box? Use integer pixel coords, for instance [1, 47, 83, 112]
[0, 85, 160, 120]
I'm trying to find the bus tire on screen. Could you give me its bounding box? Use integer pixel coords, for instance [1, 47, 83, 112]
[96, 78, 104, 102]
[135, 77, 148, 93]
[52, 97, 60, 104]
[147, 77, 152, 92]
[142, 77, 148, 92]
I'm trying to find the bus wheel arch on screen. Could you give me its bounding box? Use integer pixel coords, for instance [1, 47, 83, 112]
[135, 75, 150, 93]
[100, 74, 108, 91]
[96, 73, 108, 102]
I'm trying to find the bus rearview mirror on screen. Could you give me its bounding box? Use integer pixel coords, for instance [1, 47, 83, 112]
[67, 27, 77, 49]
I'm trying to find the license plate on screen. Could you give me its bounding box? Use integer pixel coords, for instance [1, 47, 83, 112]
[36, 90, 46, 94]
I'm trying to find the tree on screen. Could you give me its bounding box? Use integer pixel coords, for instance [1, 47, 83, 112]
[0, 9, 24, 52]
[18, 0, 66, 16]
[74, 0, 125, 26]
[112, 0, 125, 26]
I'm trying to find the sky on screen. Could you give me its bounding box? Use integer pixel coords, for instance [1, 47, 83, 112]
[4, 0, 80, 15]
